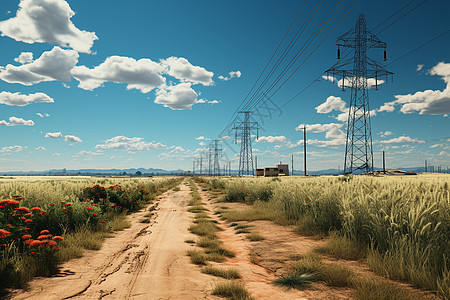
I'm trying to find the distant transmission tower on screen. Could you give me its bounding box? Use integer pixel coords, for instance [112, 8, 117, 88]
[326, 14, 393, 174]
[234, 111, 259, 176]
[212, 140, 223, 176]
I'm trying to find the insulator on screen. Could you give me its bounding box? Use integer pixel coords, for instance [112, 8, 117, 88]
[337, 47, 341, 59]
[383, 49, 387, 61]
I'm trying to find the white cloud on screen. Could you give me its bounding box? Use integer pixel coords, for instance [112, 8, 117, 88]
[430, 144, 443, 148]
[322, 75, 384, 89]
[161, 57, 214, 86]
[154, 82, 198, 110]
[35, 146, 46, 150]
[380, 62, 450, 115]
[0, 0, 98, 53]
[53, 153, 61, 157]
[73, 150, 103, 156]
[439, 151, 449, 156]
[219, 70, 241, 81]
[14, 52, 33, 64]
[308, 138, 346, 147]
[315, 96, 346, 114]
[379, 136, 425, 144]
[9, 116, 34, 126]
[64, 135, 82, 143]
[196, 136, 207, 140]
[0, 91, 53, 106]
[417, 64, 424, 71]
[199, 141, 205, 146]
[256, 136, 287, 143]
[0, 46, 78, 85]
[219, 136, 231, 141]
[95, 136, 166, 151]
[36, 113, 43, 117]
[379, 131, 392, 137]
[1, 145, 27, 152]
[0, 116, 35, 126]
[45, 132, 62, 138]
[295, 123, 343, 133]
[71, 55, 165, 93]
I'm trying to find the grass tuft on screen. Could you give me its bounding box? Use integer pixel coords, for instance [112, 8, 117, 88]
[273, 273, 314, 289]
[212, 281, 253, 300]
[187, 249, 207, 265]
[248, 233, 265, 241]
[202, 266, 241, 279]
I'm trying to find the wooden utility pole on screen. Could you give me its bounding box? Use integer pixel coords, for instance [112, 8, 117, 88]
[304, 125, 307, 176]
[382, 150, 386, 174]
[255, 156, 258, 171]
[425, 160, 427, 173]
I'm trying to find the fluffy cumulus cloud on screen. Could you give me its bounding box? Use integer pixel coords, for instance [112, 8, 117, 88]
[14, 52, 33, 64]
[379, 136, 425, 144]
[295, 123, 343, 133]
[379, 131, 392, 137]
[161, 57, 214, 86]
[256, 136, 287, 143]
[0, 91, 53, 106]
[379, 62, 450, 115]
[295, 123, 346, 147]
[322, 75, 384, 89]
[154, 82, 198, 110]
[0, 116, 35, 126]
[0, 46, 79, 85]
[64, 135, 82, 143]
[219, 70, 241, 81]
[45, 132, 62, 138]
[315, 96, 375, 121]
[0, 0, 98, 53]
[1, 145, 27, 152]
[71, 56, 165, 93]
[315, 96, 346, 114]
[95, 136, 166, 151]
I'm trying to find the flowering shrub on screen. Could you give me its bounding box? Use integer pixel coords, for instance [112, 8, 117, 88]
[81, 184, 150, 212]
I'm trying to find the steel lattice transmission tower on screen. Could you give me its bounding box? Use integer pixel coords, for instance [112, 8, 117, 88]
[326, 14, 393, 174]
[212, 140, 223, 176]
[234, 111, 259, 176]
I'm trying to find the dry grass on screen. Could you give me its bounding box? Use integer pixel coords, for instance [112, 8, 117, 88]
[212, 281, 253, 300]
[248, 233, 265, 241]
[202, 266, 241, 279]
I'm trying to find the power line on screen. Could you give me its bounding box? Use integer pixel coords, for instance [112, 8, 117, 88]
[371, 0, 418, 31]
[387, 29, 450, 66]
[376, 0, 428, 34]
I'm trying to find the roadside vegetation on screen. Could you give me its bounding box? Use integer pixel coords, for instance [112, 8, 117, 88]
[200, 175, 450, 299]
[0, 176, 181, 289]
[186, 178, 252, 300]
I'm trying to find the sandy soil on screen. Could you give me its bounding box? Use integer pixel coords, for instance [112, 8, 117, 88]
[9, 182, 220, 300]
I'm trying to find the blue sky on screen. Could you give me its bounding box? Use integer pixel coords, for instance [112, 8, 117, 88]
[0, 0, 449, 172]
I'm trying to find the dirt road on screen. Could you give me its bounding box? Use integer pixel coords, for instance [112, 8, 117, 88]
[10, 182, 220, 300]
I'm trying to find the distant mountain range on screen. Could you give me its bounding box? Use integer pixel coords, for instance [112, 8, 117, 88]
[1, 166, 447, 176]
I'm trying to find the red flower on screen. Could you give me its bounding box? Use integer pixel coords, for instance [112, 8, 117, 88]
[65, 203, 72, 206]
[25, 239, 34, 245]
[92, 213, 98, 217]
[52, 236, 64, 241]
[31, 207, 41, 212]
[22, 234, 32, 240]
[7, 200, 20, 205]
[15, 207, 30, 213]
[0, 229, 11, 238]
[24, 219, 33, 223]
[11, 195, 20, 198]
[40, 230, 50, 235]
[47, 240, 57, 246]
